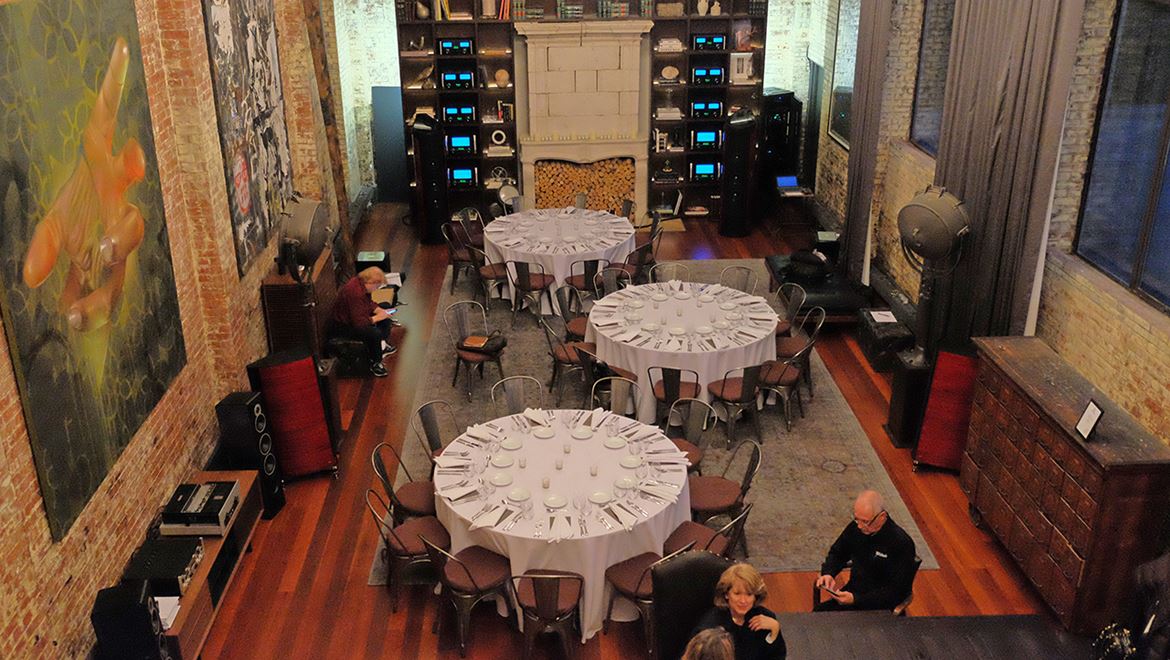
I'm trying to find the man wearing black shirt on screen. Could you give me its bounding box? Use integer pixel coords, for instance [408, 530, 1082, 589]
[814, 490, 917, 611]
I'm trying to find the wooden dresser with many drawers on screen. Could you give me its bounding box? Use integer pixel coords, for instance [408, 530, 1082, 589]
[960, 337, 1170, 633]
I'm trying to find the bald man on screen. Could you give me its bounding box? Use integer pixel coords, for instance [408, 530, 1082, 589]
[814, 490, 917, 611]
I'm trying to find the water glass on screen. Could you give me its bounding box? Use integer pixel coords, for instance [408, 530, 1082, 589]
[521, 499, 535, 519]
[542, 476, 551, 489]
[636, 465, 649, 481]
[555, 458, 564, 470]
[589, 463, 599, 477]
[563, 442, 572, 455]
[518, 457, 527, 469]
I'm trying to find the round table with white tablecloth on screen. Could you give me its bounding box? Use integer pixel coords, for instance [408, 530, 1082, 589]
[432, 408, 691, 641]
[584, 281, 779, 422]
[483, 207, 636, 312]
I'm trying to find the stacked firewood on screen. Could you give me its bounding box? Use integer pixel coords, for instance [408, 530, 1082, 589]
[534, 158, 635, 212]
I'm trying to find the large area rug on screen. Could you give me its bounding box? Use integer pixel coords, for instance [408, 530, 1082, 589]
[370, 259, 936, 583]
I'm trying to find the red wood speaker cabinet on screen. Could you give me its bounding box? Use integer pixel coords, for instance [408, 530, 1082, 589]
[260, 246, 340, 356]
[961, 337, 1170, 633]
[247, 350, 337, 478]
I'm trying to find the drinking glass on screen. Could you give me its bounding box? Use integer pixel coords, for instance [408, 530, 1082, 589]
[518, 457, 527, 469]
[521, 499, 535, 519]
[636, 465, 649, 482]
[563, 442, 572, 455]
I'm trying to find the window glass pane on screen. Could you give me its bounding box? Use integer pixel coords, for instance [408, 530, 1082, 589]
[910, 0, 955, 155]
[1077, 0, 1170, 284]
[1139, 165, 1170, 307]
[829, 0, 860, 146]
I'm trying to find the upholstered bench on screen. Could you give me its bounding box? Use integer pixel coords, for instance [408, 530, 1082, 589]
[764, 254, 869, 324]
[857, 308, 915, 372]
[325, 337, 369, 378]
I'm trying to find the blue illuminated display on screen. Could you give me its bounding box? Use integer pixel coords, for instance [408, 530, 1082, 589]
[451, 136, 472, 148]
[695, 163, 715, 175]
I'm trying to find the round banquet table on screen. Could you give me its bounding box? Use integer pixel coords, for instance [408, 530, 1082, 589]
[432, 408, 691, 641]
[483, 207, 636, 312]
[584, 281, 779, 422]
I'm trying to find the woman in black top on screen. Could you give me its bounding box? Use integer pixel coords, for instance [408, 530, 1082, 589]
[690, 563, 786, 660]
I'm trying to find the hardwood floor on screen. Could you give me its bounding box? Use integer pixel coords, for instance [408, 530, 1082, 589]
[202, 206, 1045, 659]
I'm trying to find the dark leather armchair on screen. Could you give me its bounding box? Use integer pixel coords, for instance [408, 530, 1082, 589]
[650, 550, 733, 660]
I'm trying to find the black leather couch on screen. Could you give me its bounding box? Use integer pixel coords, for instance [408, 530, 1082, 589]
[764, 254, 870, 324]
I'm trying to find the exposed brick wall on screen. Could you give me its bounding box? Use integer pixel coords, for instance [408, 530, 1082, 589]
[876, 141, 935, 300]
[0, 0, 333, 655]
[814, 0, 847, 228]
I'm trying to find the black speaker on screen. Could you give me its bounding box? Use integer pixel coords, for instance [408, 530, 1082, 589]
[91, 580, 173, 660]
[719, 110, 757, 237]
[215, 391, 286, 518]
[761, 88, 802, 177]
[885, 351, 932, 449]
[411, 113, 448, 245]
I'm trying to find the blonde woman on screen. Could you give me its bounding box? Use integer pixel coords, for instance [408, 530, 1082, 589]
[690, 563, 786, 660]
[682, 627, 734, 660]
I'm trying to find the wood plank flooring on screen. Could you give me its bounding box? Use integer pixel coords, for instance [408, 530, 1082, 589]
[202, 207, 1045, 659]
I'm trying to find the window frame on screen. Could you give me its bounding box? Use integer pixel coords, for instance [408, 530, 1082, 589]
[908, 0, 955, 157]
[827, 0, 858, 149]
[1073, 0, 1170, 315]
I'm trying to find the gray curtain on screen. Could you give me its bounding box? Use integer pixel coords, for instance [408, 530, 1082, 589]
[841, 0, 896, 282]
[930, 0, 1084, 353]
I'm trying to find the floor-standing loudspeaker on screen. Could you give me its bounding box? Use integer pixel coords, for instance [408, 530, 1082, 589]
[411, 113, 447, 245]
[215, 391, 286, 518]
[246, 350, 337, 478]
[91, 580, 173, 660]
[719, 110, 757, 237]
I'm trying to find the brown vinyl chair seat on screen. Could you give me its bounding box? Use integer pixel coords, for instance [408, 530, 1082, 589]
[479, 262, 508, 280]
[444, 545, 511, 593]
[395, 480, 437, 517]
[664, 521, 729, 557]
[456, 348, 496, 363]
[605, 552, 661, 599]
[389, 516, 451, 555]
[775, 319, 791, 336]
[565, 273, 590, 292]
[567, 316, 589, 340]
[687, 475, 741, 515]
[671, 438, 703, 468]
[514, 569, 583, 615]
[608, 364, 638, 381]
[760, 361, 801, 387]
[707, 377, 749, 402]
[775, 335, 807, 358]
[654, 379, 701, 402]
[552, 341, 595, 364]
[517, 273, 556, 292]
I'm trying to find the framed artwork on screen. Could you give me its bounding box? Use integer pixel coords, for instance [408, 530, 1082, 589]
[202, 0, 294, 276]
[0, 0, 188, 539]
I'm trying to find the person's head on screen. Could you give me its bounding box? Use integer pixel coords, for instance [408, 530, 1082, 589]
[714, 562, 767, 619]
[682, 627, 734, 660]
[852, 489, 888, 535]
[358, 267, 386, 292]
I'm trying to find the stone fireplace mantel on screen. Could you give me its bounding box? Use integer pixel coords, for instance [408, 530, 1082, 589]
[512, 20, 652, 216]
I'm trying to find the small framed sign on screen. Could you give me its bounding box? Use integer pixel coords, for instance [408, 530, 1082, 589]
[1075, 400, 1103, 441]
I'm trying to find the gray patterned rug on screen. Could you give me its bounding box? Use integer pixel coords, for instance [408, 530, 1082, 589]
[369, 259, 936, 583]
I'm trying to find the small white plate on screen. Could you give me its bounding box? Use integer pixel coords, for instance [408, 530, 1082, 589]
[651, 293, 670, 302]
[719, 302, 737, 311]
[508, 487, 532, 502]
[713, 320, 731, 329]
[620, 455, 643, 468]
[726, 312, 743, 321]
[625, 312, 643, 322]
[628, 300, 645, 309]
[584, 218, 599, 225]
[669, 327, 686, 336]
[571, 426, 594, 440]
[533, 426, 557, 439]
[589, 491, 612, 505]
[674, 292, 692, 300]
[604, 436, 628, 449]
[698, 294, 716, 303]
[642, 322, 660, 333]
[696, 325, 714, 335]
[544, 494, 568, 509]
[490, 472, 513, 487]
[614, 476, 637, 490]
[562, 234, 578, 242]
[491, 454, 515, 468]
[501, 437, 524, 450]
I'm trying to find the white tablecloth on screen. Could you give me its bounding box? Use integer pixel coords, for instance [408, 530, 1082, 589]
[585, 281, 779, 422]
[484, 208, 636, 312]
[433, 409, 691, 641]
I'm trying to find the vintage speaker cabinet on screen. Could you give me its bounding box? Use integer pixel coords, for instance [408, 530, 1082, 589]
[960, 337, 1170, 633]
[260, 246, 340, 356]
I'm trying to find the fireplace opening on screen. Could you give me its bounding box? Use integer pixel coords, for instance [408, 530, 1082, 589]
[534, 157, 635, 213]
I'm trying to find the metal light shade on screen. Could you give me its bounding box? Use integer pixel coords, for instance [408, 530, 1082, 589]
[282, 198, 331, 266]
[897, 186, 970, 261]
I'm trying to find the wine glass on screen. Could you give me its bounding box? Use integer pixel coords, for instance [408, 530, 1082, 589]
[636, 465, 649, 482]
[521, 499, 535, 519]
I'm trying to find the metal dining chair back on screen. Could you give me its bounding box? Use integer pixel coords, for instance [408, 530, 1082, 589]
[779, 282, 807, 326]
[411, 400, 457, 462]
[591, 376, 640, 418]
[491, 375, 545, 415]
[648, 262, 691, 283]
[371, 442, 412, 513]
[718, 265, 758, 295]
[554, 285, 586, 327]
[666, 398, 716, 447]
[593, 267, 631, 298]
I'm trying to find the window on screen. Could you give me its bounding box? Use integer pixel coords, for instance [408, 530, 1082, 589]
[828, 0, 860, 147]
[1077, 0, 1170, 310]
[909, 0, 956, 155]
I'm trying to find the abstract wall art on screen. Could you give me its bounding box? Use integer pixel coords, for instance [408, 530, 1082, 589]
[0, 0, 188, 540]
[202, 0, 294, 276]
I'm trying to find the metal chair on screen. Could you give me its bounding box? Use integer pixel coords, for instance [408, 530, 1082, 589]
[511, 571, 585, 660]
[619, 238, 656, 284]
[410, 400, 459, 468]
[664, 397, 716, 474]
[454, 207, 486, 248]
[648, 262, 691, 283]
[776, 306, 826, 399]
[506, 260, 556, 327]
[590, 376, 640, 418]
[488, 201, 508, 220]
[466, 245, 509, 308]
[775, 282, 807, 337]
[664, 502, 754, 558]
[718, 265, 758, 295]
[761, 351, 809, 431]
[444, 301, 506, 400]
[371, 442, 436, 527]
[687, 440, 762, 553]
[554, 285, 589, 342]
[576, 348, 638, 408]
[648, 366, 701, 425]
[421, 535, 512, 657]
[574, 191, 588, 209]
[539, 316, 590, 405]
[620, 198, 636, 224]
[441, 222, 477, 294]
[498, 184, 520, 213]
[602, 542, 696, 658]
[366, 489, 450, 612]
[593, 267, 632, 299]
[706, 365, 764, 444]
[491, 375, 545, 415]
[566, 258, 611, 299]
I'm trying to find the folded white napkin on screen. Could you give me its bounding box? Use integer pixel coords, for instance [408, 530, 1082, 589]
[435, 455, 471, 468]
[638, 483, 678, 501]
[665, 338, 683, 352]
[469, 504, 509, 530]
[588, 407, 608, 428]
[593, 317, 621, 327]
[593, 298, 619, 308]
[439, 484, 479, 501]
[465, 425, 494, 441]
[606, 503, 638, 529]
[613, 327, 641, 342]
[524, 408, 550, 426]
[550, 515, 574, 542]
[712, 335, 732, 350]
